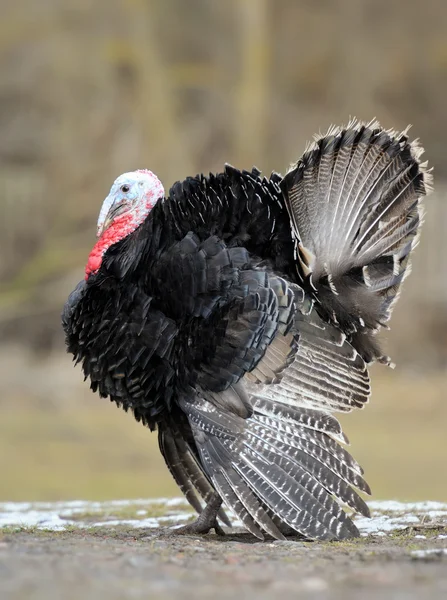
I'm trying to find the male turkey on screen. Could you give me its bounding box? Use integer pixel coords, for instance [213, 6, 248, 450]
[63, 120, 431, 541]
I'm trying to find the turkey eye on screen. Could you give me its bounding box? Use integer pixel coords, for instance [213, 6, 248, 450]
[121, 184, 130, 193]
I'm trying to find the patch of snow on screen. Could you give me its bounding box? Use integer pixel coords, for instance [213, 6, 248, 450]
[0, 509, 73, 531]
[88, 513, 193, 529]
[368, 501, 447, 512]
[411, 548, 447, 559]
[356, 512, 419, 536]
[0, 499, 446, 537]
[0, 498, 194, 531]
[353, 500, 447, 537]
[1, 498, 187, 514]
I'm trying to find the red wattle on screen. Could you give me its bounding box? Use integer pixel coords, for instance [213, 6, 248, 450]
[85, 213, 135, 279]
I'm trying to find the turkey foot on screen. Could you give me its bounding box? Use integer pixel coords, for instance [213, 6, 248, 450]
[174, 492, 226, 536]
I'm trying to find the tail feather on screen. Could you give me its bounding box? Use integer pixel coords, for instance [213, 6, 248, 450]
[281, 119, 431, 362]
[158, 427, 203, 515]
[353, 162, 422, 252]
[159, 425, 231, 526]
[197, 429, 285, 539]
[181, 393, 367, 541]
[214, 468, 283, 540]
[248, 415, 371, 515]
[340, 133, 405, 252]
[176, 439, 232, 527]
[256, 413, 365, 483]
[253, 398, 351, 445]
[248, 308, 371, 414]
[356, 210, 419, 267]
[237, 449, 357, 540]
[330, 127, 376, 247]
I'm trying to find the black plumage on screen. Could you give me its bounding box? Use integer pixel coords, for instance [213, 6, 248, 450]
[63, 120, 431, 540]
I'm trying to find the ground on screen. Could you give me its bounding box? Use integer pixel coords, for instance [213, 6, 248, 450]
[1, 499, 446, 599]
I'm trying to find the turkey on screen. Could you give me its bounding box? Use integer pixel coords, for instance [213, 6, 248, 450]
[62, 119, 431, 541]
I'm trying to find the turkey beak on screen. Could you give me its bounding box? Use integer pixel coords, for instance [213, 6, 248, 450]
[97, 215, 113, 238]
[96, 194, 115, 238]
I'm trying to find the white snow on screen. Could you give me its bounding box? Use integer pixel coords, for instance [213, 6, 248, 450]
[0, 498, 446, 538]
[0, 498, 194, 531]
[411, 548, 447, 559]
[354, 501, 447, 537]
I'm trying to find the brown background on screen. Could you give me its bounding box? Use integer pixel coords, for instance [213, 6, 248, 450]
[1, 0, 446, 503]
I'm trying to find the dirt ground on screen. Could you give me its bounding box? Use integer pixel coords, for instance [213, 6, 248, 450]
[2, 522, 447, 600]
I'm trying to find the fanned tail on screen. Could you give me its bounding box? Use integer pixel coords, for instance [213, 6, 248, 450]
[280, 119, 432, 363]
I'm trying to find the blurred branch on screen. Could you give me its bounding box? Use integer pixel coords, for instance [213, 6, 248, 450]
[233, 0, 270, 167]
[125, 0, 193, 182]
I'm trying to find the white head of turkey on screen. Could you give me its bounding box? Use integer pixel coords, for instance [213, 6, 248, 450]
[85, 169, 164, 278]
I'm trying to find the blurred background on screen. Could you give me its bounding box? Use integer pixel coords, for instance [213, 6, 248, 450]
[1, 0, 446, 503]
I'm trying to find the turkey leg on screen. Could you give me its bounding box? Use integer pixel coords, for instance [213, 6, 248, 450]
[174, 492, 226, 536]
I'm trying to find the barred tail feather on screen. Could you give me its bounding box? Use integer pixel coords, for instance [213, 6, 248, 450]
[158, 425, 231, 526]
[281, 119, 431, 363]
[247, 308, 371, 413]
[213, 468, 284, 540]
[181, 394, 369, 541]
